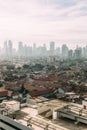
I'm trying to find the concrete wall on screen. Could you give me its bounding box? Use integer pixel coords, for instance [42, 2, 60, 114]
[38, 106, 50, 114]
[0, 114, 32, 130]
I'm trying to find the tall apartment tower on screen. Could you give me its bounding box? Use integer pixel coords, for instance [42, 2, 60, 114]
[8, 40, 13, 57]
[62, 44, 68, 58]
[4, 41, 8, 58]
[50, 41, 55, 56]
[68, 49, 73, 59]
[18, 42, 24, 57]
[33, 43, 37, 57]
[74, 47, 82, 59]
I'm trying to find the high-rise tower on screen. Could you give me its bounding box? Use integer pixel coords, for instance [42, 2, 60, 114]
[62, 44, 68, 58]
[4, 41, 8, 58]
[8, 40, 13, 57]
[18, 42, 24, 57]
[50, 41, 55, 56]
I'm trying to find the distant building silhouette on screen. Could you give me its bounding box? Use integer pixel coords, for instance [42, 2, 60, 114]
[62, 44, 68, 58]
[50, 41, 55, 56]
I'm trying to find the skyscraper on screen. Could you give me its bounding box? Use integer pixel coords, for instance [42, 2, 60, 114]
[4, 41, 8, 58]
[62, 44, 68, 58]
[68, 49, 73, 59]
[8, 40, 13, 57]
[50, 41, 55, 56]
[82, 46, 87, 58]
[50, 41, 55, 51]
[41, 44, 47, 57]
[74, 47, 82, 59]
[18, 42, 24, 57]
[32, 43, 37, 57]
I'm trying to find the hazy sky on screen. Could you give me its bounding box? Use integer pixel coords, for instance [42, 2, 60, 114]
[0, 0, 87, 48]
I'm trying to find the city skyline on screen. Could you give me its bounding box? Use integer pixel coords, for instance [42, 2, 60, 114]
[1, 40, 87, 60]
[0, 0, 86, 48]
[1, 40, 87, 50]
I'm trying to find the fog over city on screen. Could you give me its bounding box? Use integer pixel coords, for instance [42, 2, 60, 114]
[1, 1, 87, 130]
[0, 0, 87, 48]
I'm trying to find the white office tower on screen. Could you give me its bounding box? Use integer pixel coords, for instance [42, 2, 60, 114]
[18, 41, 24, 58]
[50, 41, 55, 56]
[4, 41, 8, 59]
[62, 44, 68, 59]
[8, 40, 13, 60]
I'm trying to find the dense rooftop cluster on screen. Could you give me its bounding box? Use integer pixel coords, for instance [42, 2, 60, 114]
[0, 58, 87, 104]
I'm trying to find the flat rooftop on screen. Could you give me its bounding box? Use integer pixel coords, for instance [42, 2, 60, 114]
[37, 99, 67, 110]
[3, 100, 19, 104]
[12, 99, 87, 130]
